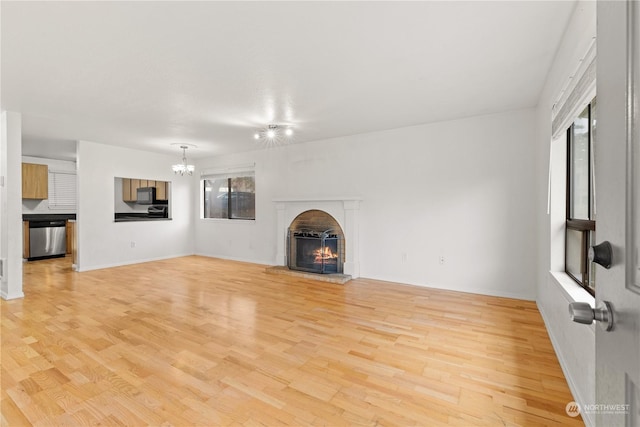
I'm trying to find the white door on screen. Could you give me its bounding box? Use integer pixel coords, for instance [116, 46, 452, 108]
[594, 1, 640, 425]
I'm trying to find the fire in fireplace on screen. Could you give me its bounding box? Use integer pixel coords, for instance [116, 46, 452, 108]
[289, 230, 342, 274]
[287, 210, 345, 274]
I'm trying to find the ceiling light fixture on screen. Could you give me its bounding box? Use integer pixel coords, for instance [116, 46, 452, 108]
[253, 124, 293, 142]
[172, 145, 195, 176]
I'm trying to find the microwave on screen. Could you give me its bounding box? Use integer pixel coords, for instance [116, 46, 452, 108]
[136, 187, 156, 204]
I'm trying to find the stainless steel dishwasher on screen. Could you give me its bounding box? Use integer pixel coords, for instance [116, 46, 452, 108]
[29, 220, 67, 259]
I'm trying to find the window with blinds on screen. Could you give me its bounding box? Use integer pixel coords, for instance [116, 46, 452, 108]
[48, 170, 77, 210]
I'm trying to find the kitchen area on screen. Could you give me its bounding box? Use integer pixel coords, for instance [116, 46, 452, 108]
[114, 177, 171, 222]
[22, 160, 77, 262]
[22, 159, 173, 264]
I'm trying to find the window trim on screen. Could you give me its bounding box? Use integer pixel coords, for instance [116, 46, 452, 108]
[201, 173, 255, 221]
[565, 102, 596, 296]
[566, 219, 595, 231]
[564, 227, 594, 295]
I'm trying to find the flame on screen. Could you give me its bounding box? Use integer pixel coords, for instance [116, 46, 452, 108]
[314, 246, 338, 263]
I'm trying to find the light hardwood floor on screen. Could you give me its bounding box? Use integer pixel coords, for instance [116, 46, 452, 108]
[2, 256, 583, 426]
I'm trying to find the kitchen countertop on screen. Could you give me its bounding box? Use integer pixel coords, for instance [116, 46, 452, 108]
[114, 217, 172, 222]
[114, 212, 171, 222]
[23, 213, 76, 221]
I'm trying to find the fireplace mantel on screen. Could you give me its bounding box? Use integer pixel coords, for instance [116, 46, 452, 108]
[274, 197, 361, 278]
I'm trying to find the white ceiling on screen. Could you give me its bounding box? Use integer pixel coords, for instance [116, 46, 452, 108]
[2, 1, 576, 161]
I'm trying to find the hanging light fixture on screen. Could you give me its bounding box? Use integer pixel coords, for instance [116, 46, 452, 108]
[253, 124, 294, 143]
[172, 145, 195, 176]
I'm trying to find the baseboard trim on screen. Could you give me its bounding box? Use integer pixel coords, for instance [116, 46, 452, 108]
[359, 274, 536, 301]
[194, 252, 272, 266]
[76, 253, 195, 272]
[1, 290, 25, 300]
[537, 301, 595, 427]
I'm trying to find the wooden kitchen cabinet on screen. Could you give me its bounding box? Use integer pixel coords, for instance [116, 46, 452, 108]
[122, 178, 141, 202]
[66, 221, 74, 255]
[130, 179, 141, 196]
[23, 221, 30, 259]
[121, 177, 168, 202]
[122, 178, 133, 201]
[155, 181, 168, 201]
[22, 163, 48, 199]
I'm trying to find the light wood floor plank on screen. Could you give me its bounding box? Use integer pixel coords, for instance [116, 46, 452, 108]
[1, 255, 583, 426]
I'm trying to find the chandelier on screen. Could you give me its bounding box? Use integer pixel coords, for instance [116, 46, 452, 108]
[172, 145, 195, 176]
[253, 124, 293, 142]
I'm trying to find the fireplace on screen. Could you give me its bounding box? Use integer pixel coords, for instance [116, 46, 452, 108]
[274, 197, 360, 278]
[287, 210, 344, 274]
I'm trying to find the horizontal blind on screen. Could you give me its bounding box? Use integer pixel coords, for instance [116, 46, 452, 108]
[551, 40, 597, 139]
[201, 164, 255, 180]
[48, 170, 77, 210]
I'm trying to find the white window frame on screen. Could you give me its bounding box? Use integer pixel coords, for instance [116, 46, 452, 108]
[200, 165, 256, 221]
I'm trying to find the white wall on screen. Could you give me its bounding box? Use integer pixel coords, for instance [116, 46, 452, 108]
[76, 140, 194, 271]
[21, 155, 77, 214]
[534, 2, 596, 426]
[0, 112, 24, 300]
[195, 108, 538, 300]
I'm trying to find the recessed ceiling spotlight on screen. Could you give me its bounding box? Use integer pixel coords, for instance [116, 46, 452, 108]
[285, 128, 293, 136]
[266, 129, 276, 139]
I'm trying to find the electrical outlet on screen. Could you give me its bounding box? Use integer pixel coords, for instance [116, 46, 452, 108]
[0, 258, 4, 278]
[439, 256, 445, 265]
[130, 241, 136, 248]
[401, 252, 408, 262]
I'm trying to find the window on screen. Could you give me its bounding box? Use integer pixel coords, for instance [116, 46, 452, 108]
[48, 170, 77, 210]
[566, 99, 596, 295]
[203, 173, 255, 220]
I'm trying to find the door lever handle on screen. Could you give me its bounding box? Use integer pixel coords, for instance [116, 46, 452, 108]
[568, 301, 614, 331]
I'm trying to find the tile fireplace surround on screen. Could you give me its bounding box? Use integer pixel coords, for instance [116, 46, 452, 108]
[274, 197, 361, 278]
